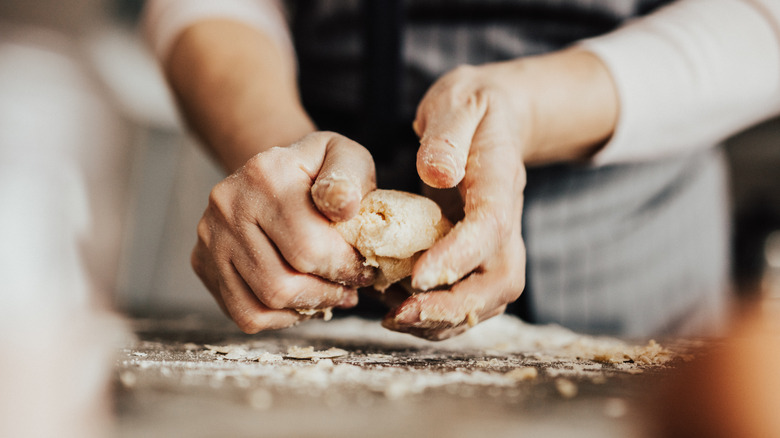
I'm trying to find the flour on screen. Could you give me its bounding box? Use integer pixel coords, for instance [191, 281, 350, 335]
[119, 315, 683, 404]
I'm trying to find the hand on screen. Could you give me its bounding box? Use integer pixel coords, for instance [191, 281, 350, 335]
[383, 49, 618, 340]
[382, 63, 529, 340]
[192, 132, 377, 333]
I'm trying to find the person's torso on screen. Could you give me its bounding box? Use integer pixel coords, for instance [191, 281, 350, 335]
[287, 1, 730, 337]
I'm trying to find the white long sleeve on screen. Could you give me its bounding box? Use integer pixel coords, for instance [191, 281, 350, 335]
[581, 0, 780, 164]
[142, 0, 292, 63]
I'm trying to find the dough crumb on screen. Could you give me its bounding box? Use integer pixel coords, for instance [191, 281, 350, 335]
[286, 346, 349, 360]
[582, 339, 674, 364]
[204, 344, 240, 355]
[295, 307, 333, 321]
[224, 348, 249, 360]
[256, 352, 283, 363]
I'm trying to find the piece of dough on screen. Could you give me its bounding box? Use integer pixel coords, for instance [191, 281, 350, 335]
[333, 189, 452, 291]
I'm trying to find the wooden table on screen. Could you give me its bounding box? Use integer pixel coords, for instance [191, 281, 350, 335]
[114, 315, 685, 438]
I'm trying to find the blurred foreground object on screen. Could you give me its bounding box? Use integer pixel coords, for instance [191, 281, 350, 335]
[652, 297, 780, 437]
[0, 18, 129, 438]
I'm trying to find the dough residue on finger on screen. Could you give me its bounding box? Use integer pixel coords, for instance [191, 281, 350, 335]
[333, 189, 452, 291]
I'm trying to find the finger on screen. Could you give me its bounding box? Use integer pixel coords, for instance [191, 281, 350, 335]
[310, 134, 376, 222]
[412, 110, 525, 291]
[389, 214, 525, 341]
[414, 67, 487, 188]
[261, 192, 375, 286]
[217, 259, 303, 334]
[384, 306, 507, 341]
[390, 271, 519, 332]
[231, 223, 360, 311]
[382, 274, 512, 341]
[384, 235, 524, 341]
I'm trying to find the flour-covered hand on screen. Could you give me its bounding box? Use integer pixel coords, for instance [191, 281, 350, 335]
[384, 49, 619, 340]
[192, 132, 377, 333]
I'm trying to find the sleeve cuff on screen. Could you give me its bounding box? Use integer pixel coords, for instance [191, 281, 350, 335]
[142, 0, 293, 64]
[578, 0, 780, 165]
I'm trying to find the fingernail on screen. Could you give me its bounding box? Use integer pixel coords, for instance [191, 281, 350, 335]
[394, 303, 420, 325]
[423, 152, 457, 175]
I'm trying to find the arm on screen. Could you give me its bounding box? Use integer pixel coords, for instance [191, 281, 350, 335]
[165, 19, 312, 172]
[144, 0, 304, 171]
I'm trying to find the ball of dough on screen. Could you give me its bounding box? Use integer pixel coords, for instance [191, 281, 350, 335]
[333, 189, 452, 291]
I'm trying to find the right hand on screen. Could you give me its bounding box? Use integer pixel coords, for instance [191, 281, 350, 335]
[191, 132, 377, 333]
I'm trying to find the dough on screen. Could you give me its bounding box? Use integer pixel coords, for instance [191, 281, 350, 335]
[285, 346, 349, 360]
[333, 189, 452, 291]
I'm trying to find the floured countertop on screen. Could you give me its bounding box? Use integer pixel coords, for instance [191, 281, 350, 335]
[114, 315, 697, 438]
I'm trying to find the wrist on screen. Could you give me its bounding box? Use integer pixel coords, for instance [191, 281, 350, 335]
[512, 48, 619, 165]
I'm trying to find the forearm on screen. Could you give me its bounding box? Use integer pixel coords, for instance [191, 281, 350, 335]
[165, 19, 315, 173]
[506, 48, 619, 165]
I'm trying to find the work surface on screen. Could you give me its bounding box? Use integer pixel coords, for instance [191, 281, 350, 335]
[114, 315, 693, 438]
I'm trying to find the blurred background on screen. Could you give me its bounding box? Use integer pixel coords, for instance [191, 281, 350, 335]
[1, 0, 779, 323]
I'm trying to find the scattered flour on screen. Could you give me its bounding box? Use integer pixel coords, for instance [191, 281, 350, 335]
[120, 315, 682, 402]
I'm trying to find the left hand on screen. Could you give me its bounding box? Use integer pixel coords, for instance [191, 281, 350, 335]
[382, 49, 619, 340]
[382, 63, 530, 340]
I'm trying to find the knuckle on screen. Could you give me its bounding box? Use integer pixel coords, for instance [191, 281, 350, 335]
[247, 146, 302, 189]
[459, 87, 490, 115]
[207, 181, 236, 221]
[243, 151, 282, 187]
[348, 139, 374, 164]
[471, 87, 490, 106]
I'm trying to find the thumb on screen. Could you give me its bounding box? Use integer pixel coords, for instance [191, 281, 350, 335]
[310, 134, 377, 222]
[415, 80, 487, 189]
